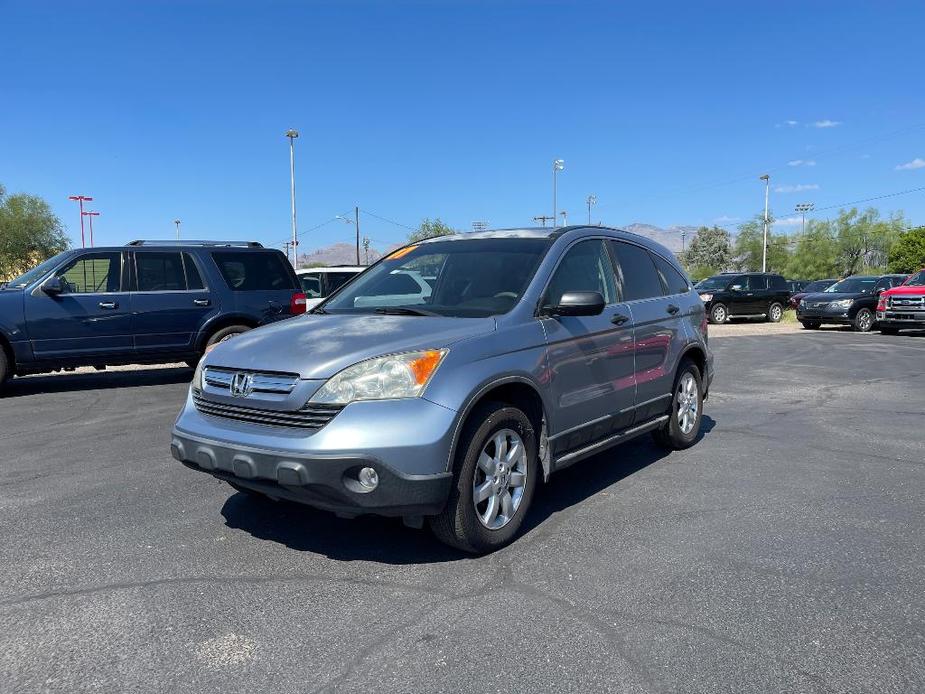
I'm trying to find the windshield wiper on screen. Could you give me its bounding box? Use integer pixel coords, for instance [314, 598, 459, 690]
[373, 306, 439, 316]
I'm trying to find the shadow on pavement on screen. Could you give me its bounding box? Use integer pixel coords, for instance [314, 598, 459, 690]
[221, 414, 718, 564]
[1, 367, 193, 397]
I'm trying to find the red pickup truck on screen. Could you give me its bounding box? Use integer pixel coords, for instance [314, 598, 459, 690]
[877, 269, 925, 334]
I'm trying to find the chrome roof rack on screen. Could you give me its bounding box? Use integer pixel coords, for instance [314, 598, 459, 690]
[126, 240, 263, 248]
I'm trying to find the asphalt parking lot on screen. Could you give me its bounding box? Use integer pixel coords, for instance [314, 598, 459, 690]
[1, 329, 923, 693]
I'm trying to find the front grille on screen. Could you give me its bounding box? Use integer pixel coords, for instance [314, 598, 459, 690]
[192, 393, 342, 430]
[204, 367, 299, 394]
[889, 295, 925, 309]
[809, 301, 830, 309]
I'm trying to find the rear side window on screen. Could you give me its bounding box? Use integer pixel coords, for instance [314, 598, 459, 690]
[770, 275, 788, 290]
[746, 275, 768, 290]
[649, 252, 689, 295]
[300, 273, 322, 298]
[183, 253, 205, 290]
[212, 252, 295, 291]
[136, 252, 186, 291]
[610, 241, 663, 301]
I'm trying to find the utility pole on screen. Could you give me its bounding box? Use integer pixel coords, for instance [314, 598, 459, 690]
[173, 219, 181, 240]
[285, 129, 299, 267]
[760, 174, 770, 272]
[533, 215, 554, 228]
[82, 211, 100, 247]
[552, 159, 564, 228]
[362, 236, 371, 265]
[681, 229, 687, 253]
[355, 206, 361, 265]
[795, 202, 814, 236]
[586, 194, 597, 225]
[68, 195, 93, 248]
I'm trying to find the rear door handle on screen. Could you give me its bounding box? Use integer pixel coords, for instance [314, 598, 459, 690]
[667, 304, 680, 315]
[611, 313, 630, 325]
[98, 301, 118, 310]
[193, 299, 211, 307]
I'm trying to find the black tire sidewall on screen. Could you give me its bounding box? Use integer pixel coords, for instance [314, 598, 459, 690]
[801, 321, 820, 330]
[660, 361, 703, 449]
[205, 325, 251, 350]
[0, 348, 8, 384]
[444, 404, 538, 553]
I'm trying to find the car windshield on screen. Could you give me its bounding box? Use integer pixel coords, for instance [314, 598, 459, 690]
[825, 277, 876, 294]
[803, 280, 833, 293]
[321, 237, 551, 317]
[695, 276, 732, 290]
[902, 270, 925, 286]
[4, 252, 70, 289]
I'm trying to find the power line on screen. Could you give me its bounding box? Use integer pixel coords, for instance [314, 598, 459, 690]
[359, 208, 415, 231]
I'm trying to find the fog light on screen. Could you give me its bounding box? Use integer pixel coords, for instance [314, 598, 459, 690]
[358, 467, 379, 490]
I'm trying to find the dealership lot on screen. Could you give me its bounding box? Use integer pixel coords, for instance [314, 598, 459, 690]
[0, 330, 923, 693]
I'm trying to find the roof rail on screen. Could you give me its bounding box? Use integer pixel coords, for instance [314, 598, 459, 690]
[126, 240, 263, 248]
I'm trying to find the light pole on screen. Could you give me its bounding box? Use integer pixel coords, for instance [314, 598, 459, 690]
[552, 159, 564, 228]
[68, 195, 93, 248]
[173, 219, 181, 240]
[82, 211, 100, 247]
[285, 129, 299, 267]
[560, 211, 568, 227]
[586, 194, 597, 225]
[795, 202, 814, 235]
[759, 174, 770, 272]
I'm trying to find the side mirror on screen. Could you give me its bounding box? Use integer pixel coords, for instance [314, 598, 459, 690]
[547, 291, 606, 317]
[41, 276, 63, 295]
[729, 284, 743, 292]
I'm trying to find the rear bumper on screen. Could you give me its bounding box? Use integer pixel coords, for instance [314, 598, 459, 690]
[171, 430, 452, 517]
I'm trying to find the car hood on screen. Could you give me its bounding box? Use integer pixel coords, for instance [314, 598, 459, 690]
[203, 313, 496, 379]
[802, 291, 870, 302]
[884, 284, 925, 296]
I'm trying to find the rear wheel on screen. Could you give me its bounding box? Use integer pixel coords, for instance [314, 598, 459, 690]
[652, 359, 703, 450]
[708, 303, 728, 324]
[429, 402, 538, 554]
[0, 348, 9, 387]
[767, 302, 784, 323]
[852, 308, 874, 332]
[801, 320, 821, 330]
[204, 324, 252, 352]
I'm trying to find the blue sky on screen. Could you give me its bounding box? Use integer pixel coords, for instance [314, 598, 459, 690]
[2, 0, 924, 253]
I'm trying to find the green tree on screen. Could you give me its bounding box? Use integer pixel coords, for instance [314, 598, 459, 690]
[733, 214, 790, 273]
[682, 226, 732, 279]
[830, 207, 904, 276]
[783, 219, 839, 279]
[407, 218, 457, 243]
[0, 184, 70, 280]
[887, 225, 925, 273]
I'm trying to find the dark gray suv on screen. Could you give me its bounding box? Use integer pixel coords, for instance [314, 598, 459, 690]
[171, 227, 713, 553]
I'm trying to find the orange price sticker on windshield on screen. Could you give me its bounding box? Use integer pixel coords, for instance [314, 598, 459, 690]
[387, 245, 418, 260]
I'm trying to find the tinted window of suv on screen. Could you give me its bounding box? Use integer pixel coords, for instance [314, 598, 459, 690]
[650, 252, 689, 295]
[544, 240, 617, 306]
[769, 275, 788, 290]
[137, 252, 186, 291]
[746, 275, 768, 290]
[610, 241, 663, 301]
[213, 251, 294, 291]
[183, 253, 205, 290]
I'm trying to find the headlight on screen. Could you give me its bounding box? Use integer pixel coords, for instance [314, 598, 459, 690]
[310, 349, 448, 405]
[829, 299, 853, 309]
[798, 298, 806, 308]
[192, 360, 204, 393]
[699, 293, 713, 302]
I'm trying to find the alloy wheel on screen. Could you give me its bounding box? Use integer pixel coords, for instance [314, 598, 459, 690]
[472, 428, 528, 530]
[676, 372, 699, 435]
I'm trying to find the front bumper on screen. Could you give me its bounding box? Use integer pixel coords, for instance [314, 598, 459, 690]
[877, 309, 925, 328]
[172, 391, 457, 517]
[796, 306, 853, 324]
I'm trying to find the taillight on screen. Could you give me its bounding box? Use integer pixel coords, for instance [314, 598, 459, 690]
[290, 292, 307, 314]
[877, 294, 887, 311]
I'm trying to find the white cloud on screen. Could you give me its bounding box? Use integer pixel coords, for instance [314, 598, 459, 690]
[895, 157, 925, 171]
[773, 216, 803, 228]
[774, 183, 820, 193]
[787, 159, 816, 167]
[812, 120, 841, 128]
[775, 119, 799, 128]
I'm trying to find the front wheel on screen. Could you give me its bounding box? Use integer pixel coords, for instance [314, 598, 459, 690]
[429, 402, 538, 554]
[652, 360, 703, 450]
[708, 303, 728, 324]
[852, 308, 874, 332]
[767, 302, 784, 323]
[801, 320, 821, 330]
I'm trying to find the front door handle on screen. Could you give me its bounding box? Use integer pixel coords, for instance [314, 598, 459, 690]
[667, 304, 680, 315]
[611, 313, 630, 325]
[193, 299, 211, 307]
[98, 301, 118, 310]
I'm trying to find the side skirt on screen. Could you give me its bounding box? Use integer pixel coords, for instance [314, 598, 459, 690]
[551, 414, 669, 472]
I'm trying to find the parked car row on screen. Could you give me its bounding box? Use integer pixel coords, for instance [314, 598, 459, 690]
[876, 268, 925, 334]
[796, 273, 909, 332]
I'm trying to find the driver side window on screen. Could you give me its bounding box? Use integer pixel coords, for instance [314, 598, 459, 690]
[56, 252, 122, 294]
[543, 240, 617, 307]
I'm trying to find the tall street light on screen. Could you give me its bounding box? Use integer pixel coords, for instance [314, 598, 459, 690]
[174, 219, 181, 240]
[759, 174, 770, 272]
[82, 210, 100, 247]
[68, 195, 93, 248]
[586, 194, 597, 225]
[335, 210, 361, 265]
[795, 202, 814, 235]
[285, 129, 300, 267]
[552, 159, 564, 228]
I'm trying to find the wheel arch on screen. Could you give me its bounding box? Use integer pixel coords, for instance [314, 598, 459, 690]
[678, 344, 708, 394]
[194, 314, 260, 352]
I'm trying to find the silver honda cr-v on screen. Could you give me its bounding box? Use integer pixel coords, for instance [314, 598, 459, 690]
[171, 226, 713, 553]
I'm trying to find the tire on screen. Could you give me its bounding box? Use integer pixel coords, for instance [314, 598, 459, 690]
[204, 324, 252, 352]
[429, 402, 538, 554]
[708, 303, 728, 324]
[652, 359, 704, 450]
[801, 320, 821, 330]
[879, 326, 900, 336]
[852, 308, 874, 333]
[767, 302, 784, 323]
[0, 348, 9, 387]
